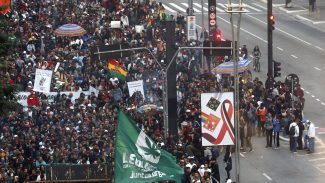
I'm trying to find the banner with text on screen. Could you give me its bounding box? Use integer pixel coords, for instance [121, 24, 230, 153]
[16, 91, 90, 107]
[127, 80, 145, 98]
[201, 92, 235, 146]
[33, 69, 53, 93]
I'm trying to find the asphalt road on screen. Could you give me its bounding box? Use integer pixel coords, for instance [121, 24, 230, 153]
[162, 0, 325, 182]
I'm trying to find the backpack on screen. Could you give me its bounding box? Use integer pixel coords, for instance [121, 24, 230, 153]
[289, 125, 296, 136]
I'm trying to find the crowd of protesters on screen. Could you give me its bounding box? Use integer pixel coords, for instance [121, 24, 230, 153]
[0, 0, 313, 182]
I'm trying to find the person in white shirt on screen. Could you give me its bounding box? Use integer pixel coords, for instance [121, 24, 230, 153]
[289, 120, 299, 153]
[198, 163, 211, 178]
[307, 120, 316, 153]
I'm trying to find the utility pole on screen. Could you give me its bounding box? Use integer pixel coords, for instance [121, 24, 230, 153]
[225, 0, 248, 182]
[267, 0, 273, 77]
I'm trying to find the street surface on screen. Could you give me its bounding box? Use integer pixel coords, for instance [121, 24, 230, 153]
[163, 0, 325, 182]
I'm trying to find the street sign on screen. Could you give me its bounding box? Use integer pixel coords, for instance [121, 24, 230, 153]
[208, 0, 217, 33]
[203, 40, 232, 56]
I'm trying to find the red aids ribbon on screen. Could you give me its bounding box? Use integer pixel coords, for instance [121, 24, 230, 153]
[202, 99, 235, 144]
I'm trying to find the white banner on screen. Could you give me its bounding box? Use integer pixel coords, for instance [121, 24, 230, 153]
[16, 91, 90, 107]
[110, 21, 121, 28]
[127, 80, 144, 98]
[187, 16, 196, 41]
[33, 69, 53, 93]
[201, 92, 235, 146]
[135, 25, 144, 33]
[89, 86, 99, 97]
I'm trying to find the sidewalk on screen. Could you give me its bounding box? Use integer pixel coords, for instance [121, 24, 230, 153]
[261, 0, 325, 32]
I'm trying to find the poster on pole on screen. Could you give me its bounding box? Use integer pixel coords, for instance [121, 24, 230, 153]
[201, 92, 235, 146]
[33, 69, 53, 93]
[208, 0, 217, 34]
[187, 16, 196, 41]
[127, 80, 145, 98]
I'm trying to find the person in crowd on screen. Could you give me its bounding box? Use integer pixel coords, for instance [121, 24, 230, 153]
[252, 45, 261, 70]
[289, 120, 300, 153]
[223, 146, 233, 182]
[297, 120, 305, 150]
[257, 103, 267, 137]
[209, 157, 220, 183]
[273, 114, 281, 149]
[265, 112, 274, 148]
[306, 120, 316, 154]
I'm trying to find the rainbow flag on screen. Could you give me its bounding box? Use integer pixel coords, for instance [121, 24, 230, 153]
[107, 59, 127, 81]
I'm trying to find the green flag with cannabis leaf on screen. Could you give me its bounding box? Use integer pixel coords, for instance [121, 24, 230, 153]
[114, 111, 183, 183]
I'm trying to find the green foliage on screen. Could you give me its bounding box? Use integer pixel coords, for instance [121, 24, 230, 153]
[0, 13, 21, 116]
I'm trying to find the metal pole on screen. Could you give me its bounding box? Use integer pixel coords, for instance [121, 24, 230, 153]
[201, 0, 205, 71]
[267, 0, 273, 76]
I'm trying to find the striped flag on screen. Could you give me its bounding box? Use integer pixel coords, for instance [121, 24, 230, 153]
[107, 59, 127, 81]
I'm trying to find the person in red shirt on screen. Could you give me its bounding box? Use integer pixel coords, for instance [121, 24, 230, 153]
[293, 84, 305, 109]
[257, 103, 267, 137]
[27, 91, 39, 107]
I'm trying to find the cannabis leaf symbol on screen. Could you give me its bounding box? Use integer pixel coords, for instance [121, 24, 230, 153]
[140, 136, 161, 159]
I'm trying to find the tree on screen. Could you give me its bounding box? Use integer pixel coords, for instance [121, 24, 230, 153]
[0, 6, 21, 116]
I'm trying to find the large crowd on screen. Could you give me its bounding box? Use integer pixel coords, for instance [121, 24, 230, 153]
[0, 0, 313, 183]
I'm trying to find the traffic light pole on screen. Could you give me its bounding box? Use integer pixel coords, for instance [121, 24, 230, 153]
[267, 0, 273, 77]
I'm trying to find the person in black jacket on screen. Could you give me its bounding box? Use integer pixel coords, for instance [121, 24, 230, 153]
[210, 157, 220, 183]
[297, 120, 305, 150]
[223, 146, 233, 181]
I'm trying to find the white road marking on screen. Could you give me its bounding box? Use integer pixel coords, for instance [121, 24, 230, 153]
[217, 3, 227, 9]
[315, 46, 324, 51]
[246, 14, 312, 46]
[243, 3, 262, 12]
[309, 157, 325, 162]
[277, 47, 283, 51]
[193, 3, 208, 12]
[169, 3, 186, 12]
[313, 151, 325, 155]
[316, 98, 321, 102]
[318, 132, 325, 135]
[291, 54, 298, 59]
[321, 102, 325, 105]
[311, 95, 315, 98]
[262, 173, 272, 181]
[181, 3, 202, 13]
[218, 16, 267, 43]
[162, 4, 177, 13]
[279, 7, 308, 13]
[314, 67, 321, 71]
[273, 4, 286, 7]
[306, 91, 310, 94]
[240, 153, 245, 157]
[252, 3, 267, 10]
[316, 163, 325, 167]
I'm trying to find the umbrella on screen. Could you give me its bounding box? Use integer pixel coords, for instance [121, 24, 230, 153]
[54, 24, 87, 37]
[212, 59, 251, 75]
[137, 104, 163, 114]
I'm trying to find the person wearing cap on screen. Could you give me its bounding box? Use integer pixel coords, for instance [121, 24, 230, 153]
[306, 120, 315, 153]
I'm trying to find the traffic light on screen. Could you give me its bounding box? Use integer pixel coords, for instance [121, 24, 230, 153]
[269, 15, 275, 31]
[214, 30, 222, 41]
[273, 61, 281, 77]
